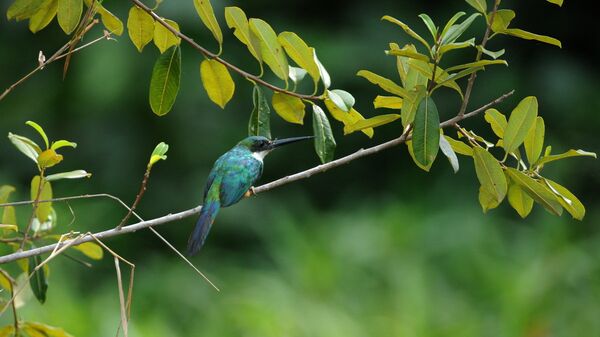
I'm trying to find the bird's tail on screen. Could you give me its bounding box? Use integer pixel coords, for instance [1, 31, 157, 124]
[187, 200, 220, 256]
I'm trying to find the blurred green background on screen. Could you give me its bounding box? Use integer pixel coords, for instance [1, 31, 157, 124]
[1, 0, 599, 336]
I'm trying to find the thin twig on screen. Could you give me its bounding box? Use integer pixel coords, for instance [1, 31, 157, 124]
[117, 167, 151, 229]
[0, 90, 514, 265]
[20, 170, 45, 250]
[129, 0, 321, 101]
[114, 257, 128, 337]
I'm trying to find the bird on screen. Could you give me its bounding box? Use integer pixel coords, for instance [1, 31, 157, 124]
[187, 135, 313, 256]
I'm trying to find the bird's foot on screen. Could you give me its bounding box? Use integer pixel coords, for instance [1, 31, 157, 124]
[245, 186, 256, 198]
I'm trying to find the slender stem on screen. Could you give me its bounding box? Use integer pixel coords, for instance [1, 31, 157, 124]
[129, 0, 321, 101]
[0, 90, 514, 265]
[117, 167, 151, 229]
[20, 170, 45, 250]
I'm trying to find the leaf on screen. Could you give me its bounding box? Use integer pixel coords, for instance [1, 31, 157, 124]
[148, 142, 169, 167]
[484, 108, 507, 138]
[312, 105, 336, 163]
[438, 38, 475, 55]
[412, 96, 440, 167]
[25, 121, 49, 149]
[225, 6, 262, 65]
[324, 100, 373, 138]
[440, 13, 480, 45]
[505, 168, 562, 215]
[9, 133, 41, 163]
[50, 139, 76, 150]
[356, 70, 408, 97]
[127, 5, 154, 52]
[249, 18, 289, 82]
[440, 11, 466, 39]
[313, 51, 331, 89]
[200, 59, 235, 109]
[473, 147, 507, 211]
[444, 135, 473, 156]
[37, 149, 63, 168]
[503, 96, 538, 154]
[445, 59, 508, 72]
[439, 134, 459, 173]
[382, 15, 431, 52]
[418, 13, 437, 40]
[386, 47, 430, 62]
[0, 269, 13, 291]
[546, 0, 563, 6]
[536, 149, 597, 166]
[153, 19, 181, 54]
[503, 28, 562, 48]
[545, 179, 584, 220]
[278, 31, 320, 87]
[248, 86, 271, 138]
[97, 5, 123, 35]
[490, 9, 516, 32]
[22, 322, 75, 337]
[524, 116, 545, 165]
[0, 185, 16, 204]
[345, 114, 401, 134]
[31, 176, 53, 222]
[408, 59, 463, 98]
[465, 0, 487, 13]
[327, 89, 353, 112]
[478, 46, 506, 59]
[72, 242, 103, 260]
[29, 0, 58, 33]
[507, 181, 534, 218]
[271, 92, 305, 125]
[29, 253, 48, 304]
[374, 96, 403, 109]
[406, 140, 432, 172]
[193, 0, 222, 46]
[7, 0, 45, 21]
[45, 170, 91, 181]
[57, 0, 82, 34]
[288, 66, 307, 83]
[0, 325, 15, 337]
[149, 46, 181, 116]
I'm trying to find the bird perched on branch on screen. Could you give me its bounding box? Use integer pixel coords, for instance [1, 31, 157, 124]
[187, 135, 313, 256]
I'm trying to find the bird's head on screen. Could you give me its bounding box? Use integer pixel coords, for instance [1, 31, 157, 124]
[237, 136, 313, 161]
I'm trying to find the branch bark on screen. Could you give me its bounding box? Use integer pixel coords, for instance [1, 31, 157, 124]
[0, 90, 513, 265]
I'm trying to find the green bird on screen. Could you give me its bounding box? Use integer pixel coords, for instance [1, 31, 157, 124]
[187, 135, 313, 256]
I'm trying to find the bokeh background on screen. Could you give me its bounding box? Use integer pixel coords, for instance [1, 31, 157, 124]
[1, 0, 599, 336]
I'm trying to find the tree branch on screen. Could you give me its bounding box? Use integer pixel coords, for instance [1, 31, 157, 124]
[129, 0, 321, 101]
[0, 91, 513, 264]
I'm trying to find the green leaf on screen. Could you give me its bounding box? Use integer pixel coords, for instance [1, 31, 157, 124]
[8, 132, 42, 163]
[278, 31, 320, 88]
[2, 206, 18, 231]
[72, 242, 103, 260]
[313, 51, 331, 89]
[536, 149, 597, 166]
[288, 66, 307, 84]
[524, 116, 545, 165]
[477, 45, 505, 59]
[418, 13, 437, 40]
[412, 96, 440, 167]
[473, 147, 507, 211]
[45, 170, 91, 181]
[445, 59, 508, 72]
[505, 168, 562, 216]
[57, 0, 82, 34]
[193, 0, 222, 46]
[0, 185, 16, 204]
[127, 5, 154, 52]
[374, 95, 403, 110]
[50, 139, 76, 150]
[386, 47, 430, 62]
[444, 135, 473, 156]
[440, 13, 480, 45]
[37, 149, 63, 168]
[490, 9, 515, 32]
[407, 140, 432, 172]
[345, 114, 401, 134]
[401, 86, 426, 127]
[327, 89, 354, 112]
[545, 179, 584, 220]
[0, 269, 14, 292]
[439, 134, 459, 173]
[507, 181, 534, 218]
[503, 28, 562, 48]
[149, 46, 181, 116]
[22, 321, 75, 337]
[148, 142, 169, 167]
[224, 6, 262, 65]
[25, 121, 49, 149]
[438, 38, 475, 56]
[29, 253, 48, 304]
[324, 100, 374, 138]
[408, 59, 463, 98]
[153, 19, 181, 54]
[200, 58, 235, 109]
[31, 176, 53, 222]
[7, 0, 45, 21]
[248, 86, 271, 138]
[484, 108, 507, 138]
[382, 15, 431, 53]
[356, 70, 408, 97]
[28, 0, 57, 33]
[546, 0, 563, 6]
[271, 92, 305, 125]
[440, 12, 466, 39]
[465, 0, 487, 13]
[503, 96, 538, 154]
[249, 18, 289, 82]
[97, 4, 123, 35]
[312, 105, 336, 163]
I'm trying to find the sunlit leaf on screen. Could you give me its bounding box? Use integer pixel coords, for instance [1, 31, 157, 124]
[546, 0, 563, 6]
[0, 185, 16, 204]
[278, 31, 320, 88]
[507, 181, 534, 218]
[8, 132, 41, 164]
[149, 45, 181, 116]
[345, 114, 401, 134]
[29, 0, 57, 33]
[313, 50, 331, 89]
[57, 0, 82, 34]
[386, 47, 430, 62]
[148, 142, 169, 167]
[97, 4, 123, 35]
[312, 105, 336, 163]
[37, 149, 63, 169]
[22, 321, 75, 337]
[412, 96, 440, 167]
[249, 18, 289, 82]
[477, 45, 505, 59]
[506, 168, 563, 215]
[193, 0, 222, 46]
[545, 179, 584, 220]
[438, 38, 475, 56]
[324, 100, 373, 138]
[327, 89, 354, 112]
[225, 6, 262, 65]
[72, 242, 103, 260]
[503, 28, 562, 48]
[445, 59, 508, 72]
[444, 135, 473, 156]
[50, 139, 76, 150]
[408, 59, 463, 98]
[153, 19, 181, 54]
[503, 96, 538, 154]
[45, 170, 91, 181]
[0, 269, 13, 292]
[484, 108, 507, 138]
[524, 116, 545, 165]
[7, 0, 45, 21]
[373, 95, 403, 110]
[536, 149, 597, 166]
[272, 92, 305, 125]
[401, 86, 426, 127]
[465, 0, 487, 13]
[440, 11, 465, 39]
[490, 9, 515, 32]
[0, 325, 15, 337]
[29, 253, 48, 304]
[439, 134, 459, 173]
[288, 66, 307, 84]
[357, 70, 408, 97]
[248, 85, 271, 138]
[440, 13, 480, 45]
[406, 140, 432, 172]
[127, 5, 154, 52]
[31, 176, 52, 221]
[473, 147, 507, 211]
[200, 58, 235, 109]
[382, 15, 431, 53]
[418, 13, 437, 40]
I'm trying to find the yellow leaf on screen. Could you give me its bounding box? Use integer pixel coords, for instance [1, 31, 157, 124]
[278, 31, 320, 87]
[345, 114, 400, 134]
[249, 18, 289, 82]
[324, 99, 374, 138]
[193, 0, 222, 45]
[98, 5, 123, 35]
[200, 59, 235, 109]
[224, 6, 261, 64]
[31, 176, 53, 222]
[1, 206, 18, 233]
[29, 0, 57, 33]
[38, 149, 63, 169]
[153, 19, 181, 53]
[271, 92, 305, 124]
[22, 321, 75, 337]
[57, 0, 82, 34]
[356, 70, 408, 97]
[72, 242, 104, 260]
[127, 5, 154, 52]
[0, 325, 15, 337]
[373, 95, 403, 109]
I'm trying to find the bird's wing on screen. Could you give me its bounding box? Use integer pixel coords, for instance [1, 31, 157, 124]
[218, 155, 262, 207]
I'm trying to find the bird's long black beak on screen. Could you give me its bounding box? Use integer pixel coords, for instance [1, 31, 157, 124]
[269, 136, 313, 149]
